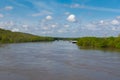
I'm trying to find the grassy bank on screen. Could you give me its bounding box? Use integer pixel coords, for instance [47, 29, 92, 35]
[0, 28, 54, 43]
[77, 37, 120, 49]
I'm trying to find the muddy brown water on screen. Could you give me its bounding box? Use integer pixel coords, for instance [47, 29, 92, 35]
[0, 41, 120, 80]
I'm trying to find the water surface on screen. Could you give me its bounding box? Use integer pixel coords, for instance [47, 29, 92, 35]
[0, 41, 120, 80]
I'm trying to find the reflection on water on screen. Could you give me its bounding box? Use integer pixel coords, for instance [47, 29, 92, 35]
[0, 41, 120, 80]
[78, 46, 120, 53]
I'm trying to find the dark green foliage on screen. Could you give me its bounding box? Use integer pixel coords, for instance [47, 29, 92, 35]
[54, 37, 78, 41]
[0, 28, 54, 43]
[77, 37, 120, 49]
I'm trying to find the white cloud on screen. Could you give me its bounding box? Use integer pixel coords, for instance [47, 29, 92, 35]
[70, 4, 82, 8]
[46, 15, 52, 20]
[112, 27, 116, 31]
[58, 30, 64, 33]
[12, 28, 19, 32]
[22, 24, 28, 28]
[111, 20, 119, 25]
[51, 24, 56, 28]
[67, 14, 76, 22]
[98, 20, 109, 26]
[0, 26, 4, 29]
[116, 16, 120, 19]
[0, 22, 5, 29]
[32, 10, 53, 17]
[85, 24, 99, 30]
[5, 6, 13, 10]
[64, 24, 70, 28]
[22, 24, 29, 31]
[6, 21, 14, 26]
[41, 31, 53, 34]
[42, 27, 49, 30]
[82, 16, 120, 31]
[0, 21, 18, 30]
[0, 21, 14, 28]
[69, 4, 120, 13]
[0, 14, 4, 18]
[41, 31, 47, 34]
[99, 20, 104, 24]
[65, 12, 70, 15]
[32, 13, 42, 17]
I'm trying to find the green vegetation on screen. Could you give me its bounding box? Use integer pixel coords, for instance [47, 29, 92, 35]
[0, 28, 54, 43]
[2, 28, 120, 50]
[77, 37, 120, 49]
[54, 37, 78, 41]
[0, 28, 78, 44]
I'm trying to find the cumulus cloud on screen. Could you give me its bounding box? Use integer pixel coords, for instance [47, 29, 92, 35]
[51, 24, 57, 28]
[46, 15, 52, 20]
[82, 16, 120, 31]
[12, 28, 19, 32]
[111, 19, 119, 25]
[67, 14, 76, 22]
[5, 6, 13, 10]
[0, 14, 4, 18]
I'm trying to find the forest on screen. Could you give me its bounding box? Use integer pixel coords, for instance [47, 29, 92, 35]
[0, 28, 54, 43]
[77, 37, 120, 49]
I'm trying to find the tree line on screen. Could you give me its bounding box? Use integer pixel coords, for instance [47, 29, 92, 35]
[0, 28, 54, 43]
[77, 37, 120, 49]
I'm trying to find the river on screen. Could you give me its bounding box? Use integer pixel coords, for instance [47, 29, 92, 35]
[0, 41, 120, 80]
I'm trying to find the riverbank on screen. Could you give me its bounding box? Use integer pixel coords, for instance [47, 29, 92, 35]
[77, 37, 120, 49]
[0, 28, 78, 43]
[0, 28, 54, 43]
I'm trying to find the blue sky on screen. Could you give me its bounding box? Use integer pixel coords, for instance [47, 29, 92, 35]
[0, 0, 120, 37]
